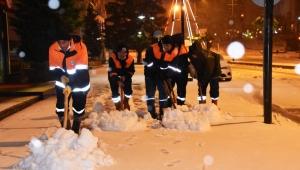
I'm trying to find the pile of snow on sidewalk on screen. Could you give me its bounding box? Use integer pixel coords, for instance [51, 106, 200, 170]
[17, 128, 114, 170]
[84, 96, 232, 132]
[162, 104, 233, 131]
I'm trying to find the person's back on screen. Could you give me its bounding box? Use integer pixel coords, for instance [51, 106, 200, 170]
[211, 52, 221, 79]
[188, 40, 220, 105]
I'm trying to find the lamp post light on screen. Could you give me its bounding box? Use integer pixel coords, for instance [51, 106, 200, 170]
[138, 14, 155, 40]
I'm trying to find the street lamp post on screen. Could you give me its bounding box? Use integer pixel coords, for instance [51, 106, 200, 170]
[181, 0, 184, 45]
[298, 36, 300, 59]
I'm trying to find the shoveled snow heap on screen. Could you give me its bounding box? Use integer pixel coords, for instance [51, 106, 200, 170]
[17, 128, 114, 170]
[83, 98, 232, 132]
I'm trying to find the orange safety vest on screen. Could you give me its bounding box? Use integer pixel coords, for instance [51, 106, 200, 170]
[109, 53, 134, 77]
[151, 43, 178, 61]
[49, 39, 88, 74]
[110, 53, 134, 69]
[179, 44, 188, 55]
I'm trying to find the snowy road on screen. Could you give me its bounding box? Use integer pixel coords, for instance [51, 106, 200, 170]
[223, 64, 300, 123]
[2, 63, 300, 170]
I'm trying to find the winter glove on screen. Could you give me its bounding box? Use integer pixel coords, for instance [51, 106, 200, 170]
[63, 85, 72, 97]
[61, 75, 69, 86]
[118, 80, 124, 87]
[120, 76, 126, 82]
[110, 75, 119, 84]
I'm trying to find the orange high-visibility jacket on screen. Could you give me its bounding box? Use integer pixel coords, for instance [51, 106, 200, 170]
[144, 42, 179, 79]
[108, 52, 135, 79]
[49, 35, 90, 92]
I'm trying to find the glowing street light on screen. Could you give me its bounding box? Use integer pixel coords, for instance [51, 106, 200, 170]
[138, 15, 145, 20]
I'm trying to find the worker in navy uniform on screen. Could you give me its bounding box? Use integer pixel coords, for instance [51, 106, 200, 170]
[144, 35, 180, 120]
[167, 33, 189, 106]
[108, 44, 135, 110]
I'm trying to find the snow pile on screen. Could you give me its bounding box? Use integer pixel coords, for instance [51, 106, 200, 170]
[82, 87, 232, 132]
[85, 109, 152, 131]
[162, 104, 232, 131]
[84, 99, 233, 132]
[191, 103, 229, 122]
[17, 128, 114, 170]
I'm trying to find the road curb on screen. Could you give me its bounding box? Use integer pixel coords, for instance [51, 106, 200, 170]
[228, 61, 296, 69]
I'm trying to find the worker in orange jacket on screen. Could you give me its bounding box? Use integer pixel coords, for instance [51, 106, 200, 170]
[49, 29, 90, 134]
[144, 35, 180, 120]
[108, 44, 135, 111]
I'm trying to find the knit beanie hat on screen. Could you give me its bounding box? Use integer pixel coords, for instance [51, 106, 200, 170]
[161, 35, 174, 45]
[55, 29, 71, 41]
[116, 44, 128, 53]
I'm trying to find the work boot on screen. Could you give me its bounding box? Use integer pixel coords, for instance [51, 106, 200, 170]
[177, 99, 185, 106]
[72, 115, 81, 134]
[212, 99, 218, 106]
[150, 111, 157, 119]
[114, 102, 121, 111]
[199, 100, 206, 104]
[123, 97, 130, 110]
[167, 98, 172, 107]
[58, 116, 64, 127]
[157, 107, 167, 121]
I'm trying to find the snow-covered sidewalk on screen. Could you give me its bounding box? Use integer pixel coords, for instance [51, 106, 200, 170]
[1, 76, 300, 170]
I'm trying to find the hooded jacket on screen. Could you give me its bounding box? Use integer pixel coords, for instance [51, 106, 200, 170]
[188, 41, 221, 85]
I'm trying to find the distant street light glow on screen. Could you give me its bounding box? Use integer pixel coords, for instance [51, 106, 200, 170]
[174, 5, 179, 11]
[138, 15, 145, 20]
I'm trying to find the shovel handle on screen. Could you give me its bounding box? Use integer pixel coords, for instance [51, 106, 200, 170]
[63, 93, 69, 129]
[162, 79, 176, 109]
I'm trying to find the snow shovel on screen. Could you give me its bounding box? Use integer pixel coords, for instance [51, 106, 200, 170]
[166, 79, 177, 104]
[120, 86, 124, 111]
[63, 93, 71, 129]
[162, 79, 177, 109]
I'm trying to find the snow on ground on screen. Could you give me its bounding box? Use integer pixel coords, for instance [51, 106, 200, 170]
[15, 82, 232, 169]
[17, 128, 113, 170]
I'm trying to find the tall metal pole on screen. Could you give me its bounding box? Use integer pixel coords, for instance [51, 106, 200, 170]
[181, 0, 184, 45]
[231, 0, 234, 40]
[263, 0, 274, 124]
